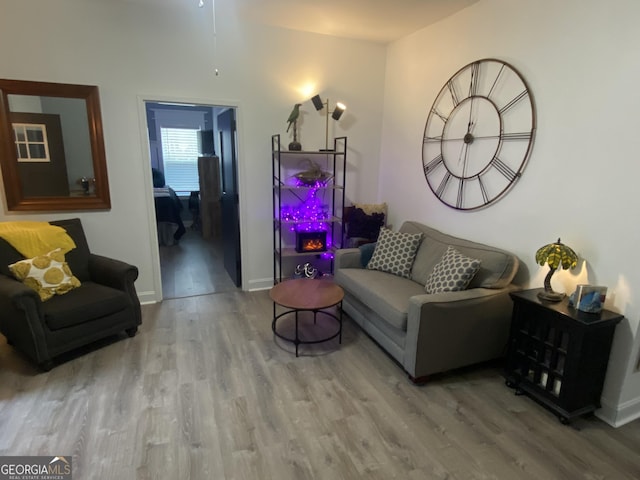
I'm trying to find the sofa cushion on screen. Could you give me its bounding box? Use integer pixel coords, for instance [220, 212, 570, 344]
[335, 268, 426, 331]
[401, 221, 518, 289]
[9, 249, 81, 301]
[358, 242, 377, 267]
[425, 246, 481, 294]
[42, 281, 130, 330]
[367, 227, 423, 279]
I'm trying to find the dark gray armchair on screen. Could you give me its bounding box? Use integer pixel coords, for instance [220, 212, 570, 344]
[0, 218, 141, 371]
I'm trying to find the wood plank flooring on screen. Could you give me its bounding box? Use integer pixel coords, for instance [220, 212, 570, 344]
[159, 229, 238, 299]
[1, 290, 639, 479]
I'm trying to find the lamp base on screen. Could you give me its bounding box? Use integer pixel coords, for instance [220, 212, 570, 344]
[537, 290, 565, 302]
[288, 141, 302, 151]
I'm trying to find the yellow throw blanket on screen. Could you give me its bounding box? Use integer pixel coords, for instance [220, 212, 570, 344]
[0, 221, 76, 258]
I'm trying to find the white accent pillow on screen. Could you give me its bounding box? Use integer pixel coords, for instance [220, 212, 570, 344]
[8, 248, 81, 301]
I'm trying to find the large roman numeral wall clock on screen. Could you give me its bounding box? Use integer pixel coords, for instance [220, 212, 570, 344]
[422, 58, 536, 210]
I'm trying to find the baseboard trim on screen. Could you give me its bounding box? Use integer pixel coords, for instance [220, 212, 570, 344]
[138, 291, 158, 305]
[596, 395, 640, 427]
[247, 277, 273, 291]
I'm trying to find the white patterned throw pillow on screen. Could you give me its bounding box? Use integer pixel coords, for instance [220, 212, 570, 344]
[366, 227, 423, 278]
[425, 245, 481, 294]
[8, 248, 81, 301]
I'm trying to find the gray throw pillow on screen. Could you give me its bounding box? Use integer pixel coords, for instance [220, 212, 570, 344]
[366, 228, 423, 278]
[425, 245, 481, 294]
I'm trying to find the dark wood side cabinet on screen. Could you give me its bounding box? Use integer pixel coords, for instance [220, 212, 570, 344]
[505, 289, 623, 424]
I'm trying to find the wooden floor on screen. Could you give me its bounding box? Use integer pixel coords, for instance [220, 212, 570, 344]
[159, 228, 238, 299]
[1, 291, 639, 479]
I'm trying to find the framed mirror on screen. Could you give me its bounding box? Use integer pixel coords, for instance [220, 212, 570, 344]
[0, 79, 111, 211]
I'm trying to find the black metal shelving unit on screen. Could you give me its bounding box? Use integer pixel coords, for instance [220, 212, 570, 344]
[272, 134, 347, 283]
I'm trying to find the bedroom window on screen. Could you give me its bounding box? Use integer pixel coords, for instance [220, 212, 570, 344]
[160, 127, 200, 194]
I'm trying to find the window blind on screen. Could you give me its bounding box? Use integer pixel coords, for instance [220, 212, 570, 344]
[160, 127, 200, 193]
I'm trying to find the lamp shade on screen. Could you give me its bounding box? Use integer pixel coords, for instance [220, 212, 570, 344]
[311, 95, 324, 111]
[332, 102, 346, 120]
[535, 238, 578, 301]
[535, 238, 578, 270]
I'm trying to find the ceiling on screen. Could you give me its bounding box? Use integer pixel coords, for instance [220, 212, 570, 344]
[121, 0, 479, 44]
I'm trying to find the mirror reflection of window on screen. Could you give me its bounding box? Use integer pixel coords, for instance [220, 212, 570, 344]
[13, 123, 50, 162]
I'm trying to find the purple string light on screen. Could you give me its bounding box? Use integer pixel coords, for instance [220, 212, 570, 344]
[281, 187, 334, 248]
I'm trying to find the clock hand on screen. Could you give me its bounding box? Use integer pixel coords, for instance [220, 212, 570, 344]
[457, 141, 467, 165]
[458, 136, 471, 184]
[458, 143, 467, 165]
[467, 98, 475, 134]
[458, 137, 473, 167]
[462, 140, 470, 175]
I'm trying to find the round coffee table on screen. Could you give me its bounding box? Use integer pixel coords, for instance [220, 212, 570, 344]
[269, 278, 344, 357]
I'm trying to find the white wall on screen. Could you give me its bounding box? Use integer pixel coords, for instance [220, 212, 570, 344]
[0, 0, 386, 296]
[380, 0, 640, 425]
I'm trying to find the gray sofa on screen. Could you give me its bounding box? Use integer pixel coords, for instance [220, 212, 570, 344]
[334, 221, 520, 382]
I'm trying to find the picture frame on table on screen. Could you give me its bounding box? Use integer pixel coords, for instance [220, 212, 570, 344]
[571, 284, 608, 313]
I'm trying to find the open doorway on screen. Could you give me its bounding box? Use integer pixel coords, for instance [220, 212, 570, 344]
[144, 101, 241, 299]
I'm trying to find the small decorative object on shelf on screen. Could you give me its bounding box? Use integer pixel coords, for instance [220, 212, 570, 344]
[286, 103, 302, 151]
[296, 231, 327, 253]
[294, 263, 319, 279]
[569, 284, 608, 313]
[535, 238, 578, 302]
[292, 159, 333, 186]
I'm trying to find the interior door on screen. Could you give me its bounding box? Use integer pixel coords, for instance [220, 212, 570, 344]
[218, 108, 241, 287]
